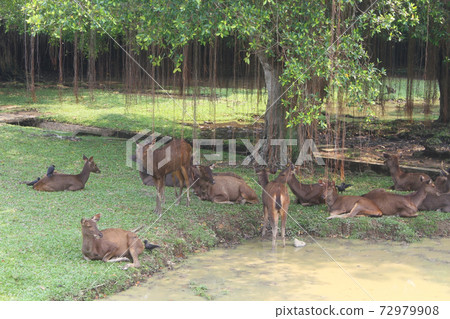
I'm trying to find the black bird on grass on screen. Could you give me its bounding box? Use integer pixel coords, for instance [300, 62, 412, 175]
[336, 182, 352, 193]
[47, 165, 55, 177]
[26, 177, 40, 186]
[143, 240, 160, 251]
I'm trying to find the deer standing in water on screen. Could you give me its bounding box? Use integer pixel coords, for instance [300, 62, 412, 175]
[256, 165, 293, 249]
[383, 153, 431, 191]
[32, 155, 100, 191]
[136, 138, 192, 215]
[363, 176, 440, 217]
[322, 181, 382, 219]
[81, 214, 159, 269]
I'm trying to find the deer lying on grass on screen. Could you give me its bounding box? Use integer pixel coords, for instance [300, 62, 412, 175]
[81, 214, 159, 269]
[32, 155, 100, 191]
[287, 169, 325, 205]
[383, 153, 431, 191]
[435, 163, 450, 193]
[136, 138, 192, 215]
[363, 176, 440, 217]
[322, 181, 382, 219]
[255, 165, 293, 249]
[191, 165, 259, 204]
[419, 164, 450, 212]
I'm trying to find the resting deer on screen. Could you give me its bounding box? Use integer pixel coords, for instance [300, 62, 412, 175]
[322, 181, 382, 219]
[33, 155, 100, 191]
[383, 153, 431, 191]
[136, 138, 192, 215]
[191, 165, 259, 204]
[363, 176, 440, 217]
[255, 165, 293, 249]
[81, 214, 159, 269]
[287, 169, 325, 205]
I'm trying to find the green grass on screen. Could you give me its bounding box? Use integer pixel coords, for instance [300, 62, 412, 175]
[0, 121, 448, 300]
[0, 86, 265, 139]
[0, 76, 441, 137]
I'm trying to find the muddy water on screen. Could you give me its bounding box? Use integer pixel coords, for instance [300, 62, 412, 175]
[107, 238, 450, 301]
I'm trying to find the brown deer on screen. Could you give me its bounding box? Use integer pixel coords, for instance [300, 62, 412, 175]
[418, 164, 450, 212]
[287, 169, 325, 205]
[383, 153, 431, 191]
[363, 176, 440, 217]
[136, 138, 192, 215]
[255, 165, 293, 249]
[32, 155, 100, 191]
[435, 163, 450, 193]
[322, 181, 382, 219]
[81, 214, 159, 269]
[191, 165, 259, 204]
[419, 193, 450, 212]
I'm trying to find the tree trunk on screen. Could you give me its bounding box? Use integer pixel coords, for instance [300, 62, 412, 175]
[30, 34, 36, 103]
[256, 52, 286, 165]
[73, 31, 79, 103]
[58, 29, 63, 101]
[437, 39, 449, 123]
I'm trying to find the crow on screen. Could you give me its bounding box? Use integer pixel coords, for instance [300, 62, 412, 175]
[143, 240, 160, 251]
[47, 165, 55, 177]
[336, 182, 352, 193]
[26, 177, 40, 186]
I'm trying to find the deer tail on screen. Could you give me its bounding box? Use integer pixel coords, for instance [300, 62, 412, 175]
[275, 192, 282, 210]
[143, 240, 159, 251]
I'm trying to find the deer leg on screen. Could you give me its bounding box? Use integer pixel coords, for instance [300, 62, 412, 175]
[154, 178, 163, 215]
[398, 209, 418, 218]
[172, 172, 179, 202]
[180, 166, 190, 207]
[280, 211, 286, 248]
[271, 212, 279, 249]
[327, 209, 347, 219]
[262, 206, 268, 237]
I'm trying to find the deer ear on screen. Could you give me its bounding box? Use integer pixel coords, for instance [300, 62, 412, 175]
[209, 163, 215, 170]
[81, 218, 86, 225]
[398, 153, 403, 159]
[83, 155, 88, 161]
[89, 156, 93, 162]
[420, 175, 424, 182]
[318, 179, 323, 184]
[92, 214, 101, 222]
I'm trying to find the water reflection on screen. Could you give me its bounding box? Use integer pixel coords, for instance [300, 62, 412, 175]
[107, 238, 450, 301]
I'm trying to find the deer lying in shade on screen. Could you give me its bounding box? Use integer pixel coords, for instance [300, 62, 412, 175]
[363, 176, 440, 217]
[322, 181, 383, 219]
[81, 214, 159, 269]
[191, 165, 259, 204]
[419, 164, 450, 212]
[32, 155, 100, 191]
[383, 153, 431, 191]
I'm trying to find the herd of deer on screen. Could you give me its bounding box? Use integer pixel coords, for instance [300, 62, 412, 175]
[26, 138, 450, 265]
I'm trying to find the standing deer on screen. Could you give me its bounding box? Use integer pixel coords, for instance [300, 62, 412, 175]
[32, 155, 100, 191]
[191, 165, 259, 204]
[255, 165, 293, 249]
[81, 214, 159, 269]
[136, 138, 191, 215]
[383, 153, 431, 191]
[322, 181, 383, 219]
[363, 176, 440, 217]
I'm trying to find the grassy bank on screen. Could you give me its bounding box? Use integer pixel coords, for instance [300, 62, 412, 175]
[0, 124, 448, 301]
